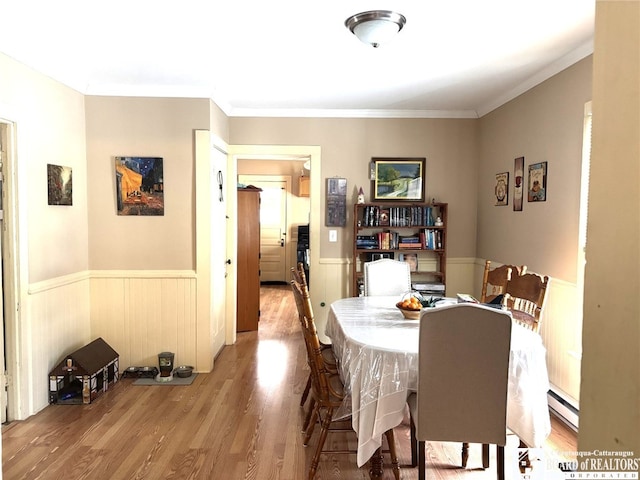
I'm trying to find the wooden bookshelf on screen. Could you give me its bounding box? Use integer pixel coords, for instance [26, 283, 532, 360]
[352, 202, 447, 297]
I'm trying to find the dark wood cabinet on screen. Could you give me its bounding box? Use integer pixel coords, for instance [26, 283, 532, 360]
[237, 187, 261, 331]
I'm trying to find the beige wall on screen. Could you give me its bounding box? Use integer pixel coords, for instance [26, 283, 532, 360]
[1, 52, 89, 283]
[477, 57, 593, 283]
[230, 118, 480, 261]
[85, 96, 211, 270]
[579, 0, 639, 456]
[1, 53, 92, 418]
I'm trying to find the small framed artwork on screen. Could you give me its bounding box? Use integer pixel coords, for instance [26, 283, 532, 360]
[495, 172, 509, 206]
[371, 157, 425, 202]
[513, 156, 524, 211]
[399, 253, 418, 272]
[528, 161, 547, 202]
[47, 164, 73, 206]
[115, 156, 164, 215]
[326, 177, 347, 226]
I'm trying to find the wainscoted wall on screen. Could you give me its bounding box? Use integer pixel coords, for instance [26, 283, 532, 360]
[540, 277, 581, 406]
[27, 273, 92, 415]
[89, 271, 198, 375]
[24, 260, 579, 419]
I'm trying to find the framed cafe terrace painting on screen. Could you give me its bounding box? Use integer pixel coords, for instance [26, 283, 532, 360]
[371, 157, 425, 202]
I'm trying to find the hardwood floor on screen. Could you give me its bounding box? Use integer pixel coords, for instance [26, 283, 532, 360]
[2, 284, 577, 479]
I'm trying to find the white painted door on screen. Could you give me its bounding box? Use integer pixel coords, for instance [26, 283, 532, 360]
[211, 147, 228, 356]
[238, 175, 288, 283]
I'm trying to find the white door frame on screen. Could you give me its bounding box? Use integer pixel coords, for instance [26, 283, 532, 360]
[0, 108, 28, 421]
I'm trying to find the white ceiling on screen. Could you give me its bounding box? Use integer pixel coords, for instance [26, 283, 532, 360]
[0, 0, 594, 118]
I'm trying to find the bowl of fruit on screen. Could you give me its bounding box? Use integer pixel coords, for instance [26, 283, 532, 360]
[396, 292, 424, 320]
[396, 292, 443, 320]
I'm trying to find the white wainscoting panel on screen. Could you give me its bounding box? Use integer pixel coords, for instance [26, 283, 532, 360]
[540, 278, 581, 405]
[27, 273, 92, 415]
[90, 271, 198, 374]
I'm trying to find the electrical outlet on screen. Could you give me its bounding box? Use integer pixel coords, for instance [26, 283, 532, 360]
[329, 230, 337, 242]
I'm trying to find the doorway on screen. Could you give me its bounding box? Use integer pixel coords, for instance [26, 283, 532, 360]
[238, 175, 291, 283]
[0, 118, 20, 423]
[227, 146, 320, 337]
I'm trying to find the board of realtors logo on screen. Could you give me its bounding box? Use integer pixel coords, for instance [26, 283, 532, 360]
[516, 448, 639, 480]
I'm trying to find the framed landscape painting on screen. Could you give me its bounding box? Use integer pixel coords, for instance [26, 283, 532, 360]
[371, 157, 425, 202]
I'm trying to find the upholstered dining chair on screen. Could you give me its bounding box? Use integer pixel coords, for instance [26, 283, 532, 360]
[363, 258, 411, 296]
[502, 271, 550, 333]
[408, 303, 512, 480]
[291, 264, 337, 423]
[290, 276, 400, 480]
[480, 260, 528, 304]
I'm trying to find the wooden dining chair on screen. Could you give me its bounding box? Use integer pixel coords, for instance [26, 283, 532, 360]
[480, 260, 527, 303]
[408, 303, 512, 480]
[290, 277, 400, 480]
[291, 264, 337, 422]
[502, 271, 550, 333]
[364, 258, 411, 296]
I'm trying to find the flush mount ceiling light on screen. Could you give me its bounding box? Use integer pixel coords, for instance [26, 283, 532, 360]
[344, 10, 406, 48]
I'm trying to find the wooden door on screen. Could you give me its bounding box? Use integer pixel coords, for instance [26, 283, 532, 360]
[238, 175, 288, 283]
[237, 188, 261, 331]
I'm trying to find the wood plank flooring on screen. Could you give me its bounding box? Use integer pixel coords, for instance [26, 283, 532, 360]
[2, 284, 577, 479]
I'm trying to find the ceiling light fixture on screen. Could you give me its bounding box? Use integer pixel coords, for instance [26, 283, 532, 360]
[344, 10, 406, 48]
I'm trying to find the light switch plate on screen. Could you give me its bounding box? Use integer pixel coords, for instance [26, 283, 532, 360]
[329, 230, 337, 242]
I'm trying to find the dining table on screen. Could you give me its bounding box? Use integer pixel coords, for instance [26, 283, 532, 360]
[325, 295, 551, 477]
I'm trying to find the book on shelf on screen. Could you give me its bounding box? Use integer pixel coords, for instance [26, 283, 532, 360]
[421, 229, 443, 250]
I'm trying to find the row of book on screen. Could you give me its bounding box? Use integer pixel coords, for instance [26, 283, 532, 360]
[356, 229, 444, 250]
[360, 205, 439, 227]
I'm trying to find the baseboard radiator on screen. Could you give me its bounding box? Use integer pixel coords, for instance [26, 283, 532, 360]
[548, 387, 579, 431]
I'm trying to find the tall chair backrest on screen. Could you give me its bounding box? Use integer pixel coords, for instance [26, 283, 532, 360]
[290, 278, 333, 403]
[480, 260, 528, 303]
[502, 271, 550, 332]
[364, 258, 411, 296]
[416, 303, 512, 445]
[291, 261, 309, 289]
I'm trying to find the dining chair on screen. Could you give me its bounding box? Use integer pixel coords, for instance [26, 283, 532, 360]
[363, 258, 411, 296]
[291, 264, 337, 424]
[480, 260, 527, 304]
[290, 276, 400, 480]
[408, 303, 512, 480]
[502, 271, 550, 333]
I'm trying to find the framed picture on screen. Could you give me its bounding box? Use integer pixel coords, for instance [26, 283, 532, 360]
[115, 156, 164, 215]
[528, 161, 547, 202]
[495, 172, 509, 206]
[513, 156, 524, 211]
[399, 253, 418, 272]
[47, 164, 73, 206]
[371, 157, 425, 202]
[326, 177, 347, 226]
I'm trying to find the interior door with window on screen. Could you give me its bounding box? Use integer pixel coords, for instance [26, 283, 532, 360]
[238, 175, 289, 283]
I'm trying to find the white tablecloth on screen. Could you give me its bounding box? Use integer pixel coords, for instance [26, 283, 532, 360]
[325, 296, 551, 468]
